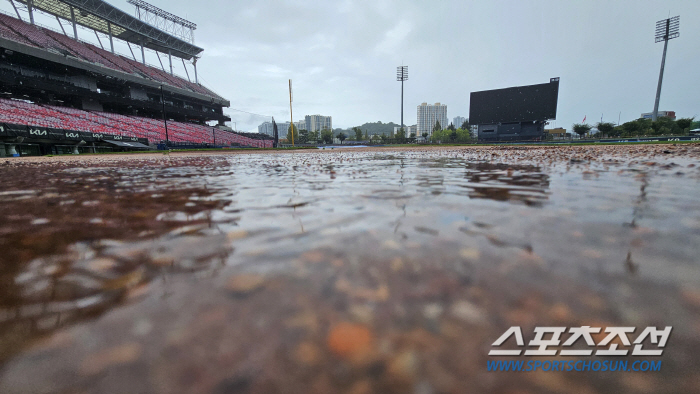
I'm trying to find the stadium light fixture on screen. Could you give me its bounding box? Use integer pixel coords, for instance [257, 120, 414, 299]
[397, 66, 408, 131]
[652, 16, 679, 121]
[127, 0, 197, 44]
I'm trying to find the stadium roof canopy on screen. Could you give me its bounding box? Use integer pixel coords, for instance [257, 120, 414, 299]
[14, 0, 203, 59]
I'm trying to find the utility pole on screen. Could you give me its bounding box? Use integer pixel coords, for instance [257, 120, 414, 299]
[652, 16, 680, 121]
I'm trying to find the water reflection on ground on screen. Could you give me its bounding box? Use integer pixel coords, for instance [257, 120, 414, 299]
[0, 146, 699, 393]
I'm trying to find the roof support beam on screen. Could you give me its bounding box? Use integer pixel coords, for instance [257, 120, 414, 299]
[126, 41, 136, 61]
[69, 6, 78, 40]
[27, 0, 34, 24]
[107, 22, 114, 53]
[7, 1, 23, 22]
[140, 43, 145, 65]
[168, 50, 172, 76]
[94, 29, 104, 50]
[55, 15, 67, 35]
[193, 57, 198, 85]
[181, 58, 190, 82]
[156, 52, 165, 71]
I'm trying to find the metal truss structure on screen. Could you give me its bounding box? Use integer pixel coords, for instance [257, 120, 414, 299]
[127, 0, 195, 44]
[10, 0, 202, 59]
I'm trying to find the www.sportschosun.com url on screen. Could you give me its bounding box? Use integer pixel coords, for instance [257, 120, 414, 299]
[487, 360, 662, 372]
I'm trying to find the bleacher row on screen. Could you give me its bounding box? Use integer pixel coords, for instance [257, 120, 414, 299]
[0, 13, 219, 98]
[0, 98, 273, 148]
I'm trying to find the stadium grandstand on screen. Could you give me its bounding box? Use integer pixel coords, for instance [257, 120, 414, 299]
[0, 0, 272, 156]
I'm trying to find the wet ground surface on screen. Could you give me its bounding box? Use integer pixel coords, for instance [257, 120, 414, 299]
[0, 145, 699, 393]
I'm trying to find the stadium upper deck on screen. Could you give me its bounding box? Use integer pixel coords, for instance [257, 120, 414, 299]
[12, 0, 203, 59]
[0, 1, 271, 155]
[0, 0, 230, 121]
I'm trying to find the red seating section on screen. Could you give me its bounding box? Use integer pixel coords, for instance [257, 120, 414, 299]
[0, 98, 273, 148]
[0, 13, 220, 98]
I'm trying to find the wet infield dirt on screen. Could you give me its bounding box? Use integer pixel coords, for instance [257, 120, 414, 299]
[1, 145, 699, 393]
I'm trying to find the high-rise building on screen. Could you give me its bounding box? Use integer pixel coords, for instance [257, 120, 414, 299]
[453, 116, 467, 128]
[258, 121, 274, 136]
[641, 111, 676, 120]
[305, 115, 332, 133]
[259, 120, 304, 136]
[393, 125, 418, 136]
[417, 103, 448, 137]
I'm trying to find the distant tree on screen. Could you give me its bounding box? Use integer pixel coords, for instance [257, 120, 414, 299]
[307, 130, 319, 143]
[676, 118, 694, 134]
[433, 121, 442, 133]
[338, 132, 347, 143]
[572, 123, 592, 139]
[610, 125, 624, 137]
[447, 123, 456, 131]
[395, 127, 406, 141]
[352, 127, 363, 141]
[321, 129, 333, 144]
[647, 117, 680, 136]
[596, 122, 616, 137]
[364, 130, 369, 140]
[431, 128, 446, 143]
[461, 120, 470, 130]
[456, 128, 472, 143]
[410, 132, 416, 138]
[298, 129, 309, 144]
[422, 132, 429, 139]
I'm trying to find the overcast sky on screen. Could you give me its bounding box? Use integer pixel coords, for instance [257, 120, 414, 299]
[2, 0, 699, 132]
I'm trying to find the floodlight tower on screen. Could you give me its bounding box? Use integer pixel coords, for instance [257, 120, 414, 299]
[397, 66, 408, 131]
[652, 16, 680, 121]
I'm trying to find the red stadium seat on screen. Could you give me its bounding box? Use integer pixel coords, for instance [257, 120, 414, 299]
[0, 98, 271, 148]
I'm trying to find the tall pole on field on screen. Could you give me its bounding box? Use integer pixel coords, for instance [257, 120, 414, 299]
[397, 66, 408, 132]
[289, 79, 294, 146]
[652, 16, 680, 121]
[160, 85, 169, 145]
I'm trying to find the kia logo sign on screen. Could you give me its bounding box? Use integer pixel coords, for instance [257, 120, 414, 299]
[29, 129, 47, 136]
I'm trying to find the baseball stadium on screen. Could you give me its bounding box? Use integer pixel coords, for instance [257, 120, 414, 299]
[0, 0, 272, 157]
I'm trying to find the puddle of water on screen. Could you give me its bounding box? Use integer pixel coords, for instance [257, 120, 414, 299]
[0, 147, 699, 393]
